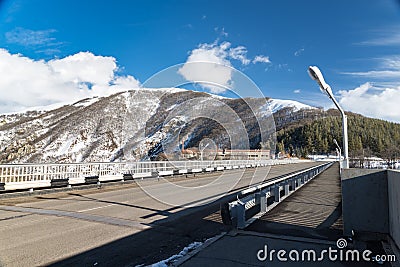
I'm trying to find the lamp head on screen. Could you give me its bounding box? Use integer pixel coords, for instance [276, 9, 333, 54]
[333, 139, 341, 150]
[308, 66, 332, 96]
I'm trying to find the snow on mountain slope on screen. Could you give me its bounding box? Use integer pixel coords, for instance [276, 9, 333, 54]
[0, 88, 314, 118]
[267, 99, 315, 113]
[0, 89, 165, 163]
[0, 87, 316, 163]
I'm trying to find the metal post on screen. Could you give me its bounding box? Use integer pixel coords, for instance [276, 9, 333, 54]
[330, 96, 349, 169]
[308, 66, 349, 169]
[342, 114, 349, 168]
[274, 185, 280, 202]
[284, 182, 290, 196]
[291, 178, 296, 191]
[236, 202, 246, 229]
[260, 189, 268, 212]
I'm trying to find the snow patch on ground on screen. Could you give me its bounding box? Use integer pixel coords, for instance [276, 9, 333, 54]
[54, 137, 74, 156]
[150, 241, 203, 267]
[166, 104, 177, 111]
[70, 141, 86, 153]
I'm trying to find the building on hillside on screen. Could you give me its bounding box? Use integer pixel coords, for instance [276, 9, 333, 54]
[216, 149, 271, 160]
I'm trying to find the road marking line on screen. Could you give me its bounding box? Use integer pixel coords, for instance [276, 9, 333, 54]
[78, 203, 115, 212]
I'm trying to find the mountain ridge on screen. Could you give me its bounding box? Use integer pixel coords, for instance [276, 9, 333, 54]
[0, 88, 276, 163]
[0, 87, 315, 116]
[0, 87, 355, 164]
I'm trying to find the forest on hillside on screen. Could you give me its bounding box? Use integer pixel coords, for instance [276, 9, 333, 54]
[276, 113, 400, 161]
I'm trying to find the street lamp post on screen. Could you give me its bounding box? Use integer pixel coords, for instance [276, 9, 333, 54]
[308, 66, 349, 168]
[200, 143, 210, 161]
[333, 138, 342, 169]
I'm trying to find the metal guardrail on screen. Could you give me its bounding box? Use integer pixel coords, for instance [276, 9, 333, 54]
[0, 159, 301, 191]
[221, 162, 333, 229]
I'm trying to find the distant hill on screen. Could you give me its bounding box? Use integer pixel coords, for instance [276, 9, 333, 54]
[274, 108, 400, 161]
[0, 88, 311, 163]
[1, 87, 398, 164]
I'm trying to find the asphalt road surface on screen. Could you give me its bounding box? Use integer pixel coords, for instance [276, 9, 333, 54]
[0, 162, 322, 267]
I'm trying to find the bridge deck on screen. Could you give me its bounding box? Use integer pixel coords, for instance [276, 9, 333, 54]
[247, 162, 343, 240]
[179, 163, 380, 267]
[0, 162, 322, 267]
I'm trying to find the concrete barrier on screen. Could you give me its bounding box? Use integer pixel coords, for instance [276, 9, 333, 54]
[342, 169, 389, 236]
[85, 176, 99, 185]
[132, 172, 157, 179]
[159, 170, 174, 176]
[123, 174, 133, 181]
[50, 178, 69, 188]
[69, 177, 85, 185]
[4, 181, 51, 190]
[388, 170, 400, 249]
[98, 174, 123, 182]
[342, 169, 400, 249]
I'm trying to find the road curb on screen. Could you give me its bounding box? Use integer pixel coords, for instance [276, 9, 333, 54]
[172, 232, 227, 266]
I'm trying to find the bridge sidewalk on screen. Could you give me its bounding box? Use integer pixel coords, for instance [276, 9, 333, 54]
[246, 162, 343, 240]
[177, 163, 381, 266]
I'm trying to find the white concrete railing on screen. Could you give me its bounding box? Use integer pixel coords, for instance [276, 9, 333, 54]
[0, 159, 300, 191]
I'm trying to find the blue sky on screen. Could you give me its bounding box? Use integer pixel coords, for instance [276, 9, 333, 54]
[0, 0, 400, 122]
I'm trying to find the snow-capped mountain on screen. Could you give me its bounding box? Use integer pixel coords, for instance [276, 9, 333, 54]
[0, 88, 316, 163]
[267, 99, 314, 113]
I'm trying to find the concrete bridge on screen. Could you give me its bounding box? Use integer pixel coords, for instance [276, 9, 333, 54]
[0, 161, 398, 266]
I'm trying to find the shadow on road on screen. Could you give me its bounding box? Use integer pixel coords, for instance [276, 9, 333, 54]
[47, 163, 341, 266]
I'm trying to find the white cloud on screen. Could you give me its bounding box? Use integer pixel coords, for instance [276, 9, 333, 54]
[0, 49, 140, 113]
[380, 55, 400, 69]
[48, 52, 117, 85]
[293, 89, 301, 94]
[5, 27, 62, 55]
[339, 55, 400, 122]
[178, 42, 232, 93]
[5, 27, 57, 46]
[338, 83, 400, 122]
[342, 70, 400, 79]
[294, 48, 304, 57]
[179, 40, 271, 93]
[252, 55, 271, 64]
[214, 27, 228, 37]
[111, 75, 141, 91]
[229, 46, 250, 65]
[342, 55, 400, 80]
[178, 41, 249, 93]
[356, 28, 400, 46]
